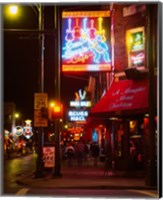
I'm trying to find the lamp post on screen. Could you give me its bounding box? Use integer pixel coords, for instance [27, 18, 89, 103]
[35, 4, 45, 178]
[53, 5, 62, 177]
[4, 4, 45, 178]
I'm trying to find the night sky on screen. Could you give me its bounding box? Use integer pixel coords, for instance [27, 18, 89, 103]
[4, 5, 89, 121]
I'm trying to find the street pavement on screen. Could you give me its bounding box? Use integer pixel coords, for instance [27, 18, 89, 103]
[16, 155, 158, 192]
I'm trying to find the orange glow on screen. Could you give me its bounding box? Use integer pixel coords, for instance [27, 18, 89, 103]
[62, 11, 110, 18]
[54, 105, 61, 113]
[62, 64, 111, 72]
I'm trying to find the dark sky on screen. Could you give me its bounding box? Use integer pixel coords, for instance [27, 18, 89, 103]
[4, 5, 88, 120]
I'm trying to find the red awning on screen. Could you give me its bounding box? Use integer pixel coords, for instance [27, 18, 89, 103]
[90, 79, 148, 116]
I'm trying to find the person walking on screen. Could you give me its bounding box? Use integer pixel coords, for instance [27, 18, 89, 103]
[65, 142, 75, 167]
[104, 153, 112, 176]
[76, 139, 85, 166]
[90, 142, 100, 166]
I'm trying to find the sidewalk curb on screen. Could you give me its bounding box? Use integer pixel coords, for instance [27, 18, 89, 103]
[16, 179, 157, 190]
[16, 175, 157, 191]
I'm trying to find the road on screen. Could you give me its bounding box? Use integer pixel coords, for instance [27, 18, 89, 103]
[2, 153, 159, 198]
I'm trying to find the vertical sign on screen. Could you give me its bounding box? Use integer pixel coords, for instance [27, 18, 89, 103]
[62, 11, 111, 72]
[126, 27, 145, 68]
[43, 147, 55, 168]
[34, 93, 48, 127]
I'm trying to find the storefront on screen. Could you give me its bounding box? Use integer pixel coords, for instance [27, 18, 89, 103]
[87, 78, 157, 171]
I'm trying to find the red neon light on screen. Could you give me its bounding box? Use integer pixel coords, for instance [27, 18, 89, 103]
[62, 13, 111, 72]
[62, 64, 111, 72]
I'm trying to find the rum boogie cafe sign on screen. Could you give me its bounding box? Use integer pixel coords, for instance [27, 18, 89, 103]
[62, 11, 111, 72]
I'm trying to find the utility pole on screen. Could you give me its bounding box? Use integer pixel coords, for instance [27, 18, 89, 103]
[53, 5, 62, 177]
[35, 4, 45, 178]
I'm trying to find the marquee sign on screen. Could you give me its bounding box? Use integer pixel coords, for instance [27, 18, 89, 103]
[62, 11, 111, 72]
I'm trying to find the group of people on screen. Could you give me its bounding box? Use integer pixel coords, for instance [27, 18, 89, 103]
[63, 140, 100, 167]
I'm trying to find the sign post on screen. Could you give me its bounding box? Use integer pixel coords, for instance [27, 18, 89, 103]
[34, 93, 48, 127]
[34, 93, 48, 178]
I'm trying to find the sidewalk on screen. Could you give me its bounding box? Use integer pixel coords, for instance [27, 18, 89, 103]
[17, 159, 157, 190]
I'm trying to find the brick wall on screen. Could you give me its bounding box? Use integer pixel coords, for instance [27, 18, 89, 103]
[113, 4, 148, 71]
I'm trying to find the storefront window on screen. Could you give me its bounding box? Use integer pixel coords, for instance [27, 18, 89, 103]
[129, 119, 144, 170]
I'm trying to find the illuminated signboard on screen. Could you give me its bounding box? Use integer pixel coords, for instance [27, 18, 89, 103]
[68, 110, 89, 122]
[23, 119, 33, 139]
[62, 11, 111, 72]
[70, 89, 92, 107]
[14, 126, 23, 137]
[126, 27, 145, 68]
[70, 101, 92, 107]
[92, 129, 98, 142]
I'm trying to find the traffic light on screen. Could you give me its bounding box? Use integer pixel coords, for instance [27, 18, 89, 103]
[49, 102, 63, 121]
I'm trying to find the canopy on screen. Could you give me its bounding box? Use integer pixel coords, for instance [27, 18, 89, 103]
[90, 79, 148, 117]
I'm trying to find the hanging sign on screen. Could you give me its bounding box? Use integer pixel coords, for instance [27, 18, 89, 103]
[62, 11, 111, 72]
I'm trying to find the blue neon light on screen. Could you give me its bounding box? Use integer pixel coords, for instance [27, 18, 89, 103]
[62, 17, 111, 66]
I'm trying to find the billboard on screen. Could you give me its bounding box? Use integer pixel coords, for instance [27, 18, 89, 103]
[62, 11, 111, 72]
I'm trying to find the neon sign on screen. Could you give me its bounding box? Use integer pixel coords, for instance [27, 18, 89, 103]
[14, 126, 23, 137]
[126, 27, 145, 68]
[62, 11, 111, 72]
[68, 110, 89, 122]
[23, 119, 33, 139]
[70, 89, 92, 108]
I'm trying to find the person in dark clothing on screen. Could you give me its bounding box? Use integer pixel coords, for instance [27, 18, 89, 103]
[65, 143, 75, 167]
[104, 153, 112, 176]
[90, 142, 100, 166]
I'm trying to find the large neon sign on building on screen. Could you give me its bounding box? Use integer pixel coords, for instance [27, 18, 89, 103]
[62, 11, 111, 72]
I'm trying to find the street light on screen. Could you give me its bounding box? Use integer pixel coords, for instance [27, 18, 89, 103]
[4, 4, 61, 178]
[9, 5, 18, 15]
[4, 4, 45, 178]
[14, 113, 20, 119]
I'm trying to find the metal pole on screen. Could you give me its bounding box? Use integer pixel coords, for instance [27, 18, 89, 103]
[53, 5, 62, 177]
[35, 4, 45, 178]
[145, 4, 157, 186]
[110, 3, 115, 86]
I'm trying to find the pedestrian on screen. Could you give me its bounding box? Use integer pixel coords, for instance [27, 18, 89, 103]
[104, 153, 112, 176]
[84, 141, 89, 161]
[65, 142, 75, 167]
[76, 139, 85, 166]
[90, 142, 100, 166]
[17, 139, 23, 156]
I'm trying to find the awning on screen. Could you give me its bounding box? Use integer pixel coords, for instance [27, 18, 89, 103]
[90, 79, 149, 117]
